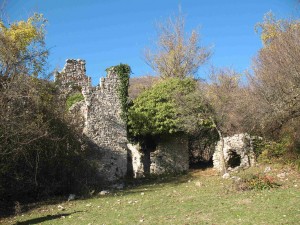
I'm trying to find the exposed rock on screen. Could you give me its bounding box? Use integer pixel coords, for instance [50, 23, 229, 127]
[264, 166, 271, 173]
[57, 205, 65, 211]
[213, 133, 256, 172]
[67, 194, 76, 201]
[195, 181, 202, 187]
[99, 190, 110, 196]
[231, 176, 241, 181]
[222, 173, 230, 179]
[277, 172, 287, 179]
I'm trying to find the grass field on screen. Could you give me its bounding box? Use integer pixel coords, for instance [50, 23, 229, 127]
[2, 164, 300, 225]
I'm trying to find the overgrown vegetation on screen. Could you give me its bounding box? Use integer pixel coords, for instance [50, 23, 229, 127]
[128, 78, 212, 137]
[0, 14, 99, 207]
[1, 7, 300, 223]
[106, 64, 131, 122]
[66, 92, 84, 109]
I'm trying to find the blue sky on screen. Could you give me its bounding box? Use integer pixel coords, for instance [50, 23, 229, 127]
[4, 0, 299, 84]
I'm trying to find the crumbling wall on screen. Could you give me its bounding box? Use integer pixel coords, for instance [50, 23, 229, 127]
[213, 133, 256, 171]
[57, 60, 128, 182]
[150, 134, 189, 175]
[83, 69, 128, 182]
[55, 59, 90, 88]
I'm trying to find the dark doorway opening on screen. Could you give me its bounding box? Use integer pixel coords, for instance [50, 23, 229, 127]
[189, 157, 213, 170]
[227, 150, 241, 168]
[141, 136, 157, 175]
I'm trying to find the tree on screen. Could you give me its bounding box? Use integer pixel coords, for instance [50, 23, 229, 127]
[205, 67, 244, 135]
[255, 11, 300, 46]
[203, 67, 243, 173]
[0, 13, 47, 79]
[249, 13, 300, 137]
[128, 77, 212, 137]
[128, 76, 159, 100]
[145, 13, 211, 79]
[0, 14, 98, 202]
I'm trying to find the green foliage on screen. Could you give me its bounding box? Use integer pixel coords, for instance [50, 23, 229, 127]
[257, 139, 289, 163]
[66, 92, 84, 109]
[252, 138, 265, 158]
[106, 64, 131, 122]
[128, 78, 198, 137]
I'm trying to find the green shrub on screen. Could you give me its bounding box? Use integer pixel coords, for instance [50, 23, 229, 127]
[128, 78, 197, 137]
[252, 138, 265, 158]
[257, 138, 289, 163]
[66, 92, 84, 109]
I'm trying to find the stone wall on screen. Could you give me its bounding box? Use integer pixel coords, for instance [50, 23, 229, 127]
[55, 59, 90, 88]
[83, 69, 128, 182]
[57, 60, 128, 182]
[213, 133, 256, 172]
[150, 134, 189, 175]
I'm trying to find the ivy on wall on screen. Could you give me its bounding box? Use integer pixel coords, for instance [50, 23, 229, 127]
[106, 64, 131, 123]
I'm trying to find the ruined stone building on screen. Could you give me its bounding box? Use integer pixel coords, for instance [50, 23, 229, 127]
[56, 59, 128, 182]
[56, 59, 256, 182]
[213, 133, 256, 172]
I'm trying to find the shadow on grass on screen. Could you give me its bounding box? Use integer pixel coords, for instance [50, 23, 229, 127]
[0, 197, 68, 219]
[14, 211, 82, 225]
[116, 172, 193, 196]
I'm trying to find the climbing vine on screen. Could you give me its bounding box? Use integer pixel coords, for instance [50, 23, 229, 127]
[106, 64, 131, 122]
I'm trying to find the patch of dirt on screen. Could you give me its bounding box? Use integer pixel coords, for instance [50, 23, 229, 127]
[190, 168, 219, 178]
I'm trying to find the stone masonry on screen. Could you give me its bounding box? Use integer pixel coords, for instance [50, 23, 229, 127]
[55, 59, 91, 89]
[56, 59, 128, 182]
[56, 60, 256, 181]
[213, 133, 256, 171]
[150, 135, 189, 175]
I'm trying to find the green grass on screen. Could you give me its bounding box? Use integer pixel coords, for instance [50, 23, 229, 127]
[2, 164, 300, 225]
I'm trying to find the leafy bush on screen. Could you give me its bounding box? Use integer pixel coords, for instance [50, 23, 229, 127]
[128, 78, 197, 137]
[0, 80, 100, 203]
[66, 92, 84, 109]
[257, 138, 290, 163]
